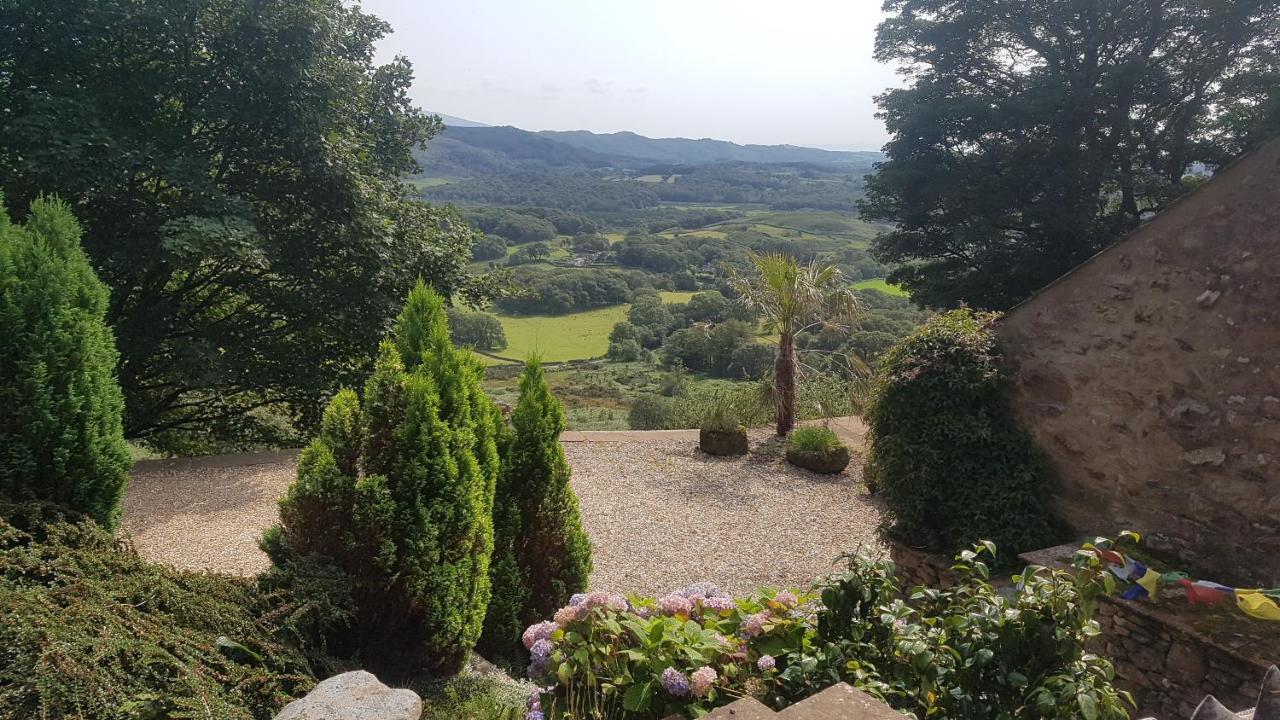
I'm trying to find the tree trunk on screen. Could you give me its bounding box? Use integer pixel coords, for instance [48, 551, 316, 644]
[774, 332, 797, 436]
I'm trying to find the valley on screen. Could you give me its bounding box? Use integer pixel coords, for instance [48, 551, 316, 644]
[410, 120, 921, 430]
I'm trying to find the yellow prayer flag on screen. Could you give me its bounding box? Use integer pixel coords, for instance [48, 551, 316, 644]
[1137, 568, 1161, 598]
[1236, 590, 1280, 621]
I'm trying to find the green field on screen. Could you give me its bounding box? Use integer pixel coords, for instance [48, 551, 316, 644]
[484, 291, 695, 363]
[853, 277, 908, 297]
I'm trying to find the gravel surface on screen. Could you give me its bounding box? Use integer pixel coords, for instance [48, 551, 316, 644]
[567, 433, 883, 596]
[122, 435, 884, 595]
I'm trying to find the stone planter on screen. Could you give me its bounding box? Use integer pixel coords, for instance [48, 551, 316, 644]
[785, 445, 850, 474]
[700, 427, 748, 456]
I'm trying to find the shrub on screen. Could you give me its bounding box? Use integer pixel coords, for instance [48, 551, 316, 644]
[0, 502, 313, 719]
[628, 394, 676, 430]
[264, 282, 501, 678]
[786, 426, 841, 453]
[775, 544, 1131, 720]
[524, 585, 812, 719]
[518, 547, 1128, 720]
[0, 194, 130, 528]
[482, 357, 592, 657]
[865, 309, 1061, 561]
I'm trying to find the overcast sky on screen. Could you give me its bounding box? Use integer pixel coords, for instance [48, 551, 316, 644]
[358, 0, 899, 151]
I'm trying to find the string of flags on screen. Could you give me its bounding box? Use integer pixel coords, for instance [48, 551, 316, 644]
[1081, 542, 1280, 622]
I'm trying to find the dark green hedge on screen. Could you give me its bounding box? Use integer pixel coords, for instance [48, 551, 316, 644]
[865, 309, 1063, 562]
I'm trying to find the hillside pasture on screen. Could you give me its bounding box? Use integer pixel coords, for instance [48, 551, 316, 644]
[853, 277, 908, 297]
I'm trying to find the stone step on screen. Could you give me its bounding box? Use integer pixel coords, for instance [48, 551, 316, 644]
[701, 683, 902, 719]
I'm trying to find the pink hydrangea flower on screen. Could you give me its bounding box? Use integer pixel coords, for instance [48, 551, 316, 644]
[774, 591, 798, 609]
[522, 621, 557, 650]
[690, 666, 717, 697]
[702, 596, 735, 613]
[554, 604, 587, 627]
[739, 611, 769, 639]
[659, 594, 693, 616]
[757, 655, 776, 671]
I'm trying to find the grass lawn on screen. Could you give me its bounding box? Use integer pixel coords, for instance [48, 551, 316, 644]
[853, 277, 909, 297]
[486, 291, 697, 363]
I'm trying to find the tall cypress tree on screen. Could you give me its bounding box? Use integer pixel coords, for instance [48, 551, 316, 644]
[0, 193, 130, 528]
[266, 282, 498, 678]
[483, 357, 592, 652]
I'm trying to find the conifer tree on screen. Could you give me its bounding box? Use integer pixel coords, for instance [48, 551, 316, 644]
[483, 357, 592, 652]
[0, 193, 130, 528]
[266, 282, 499, 678]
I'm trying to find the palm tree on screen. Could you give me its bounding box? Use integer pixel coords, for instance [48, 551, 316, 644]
[728, 252, 860, 436]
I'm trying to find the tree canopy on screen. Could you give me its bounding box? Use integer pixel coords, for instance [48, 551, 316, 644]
[0, 0, 491, 446]
[861, 0, 1280, 310]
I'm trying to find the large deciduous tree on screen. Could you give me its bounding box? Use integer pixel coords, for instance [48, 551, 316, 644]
[861, 0, 1280, 310]
[0, 0, 489, 446]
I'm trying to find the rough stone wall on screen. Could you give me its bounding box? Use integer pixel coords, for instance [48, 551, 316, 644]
[1094, 597, 1270, 719]
[998, 139, 1280, 586]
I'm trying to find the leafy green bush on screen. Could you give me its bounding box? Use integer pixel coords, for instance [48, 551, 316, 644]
[482, 358, 592, 657]
[786, 426, 842, 453]
[263, 283, 501, 679]
[524, 586, 812, 719]
[628, 394, 676, 430]
[0, 194, 130, 528]
[776, 545, 1131, 719]
[519, 546, 1128, 720]
[865, 309, 1061, 561]
[0, 502, 313, 719]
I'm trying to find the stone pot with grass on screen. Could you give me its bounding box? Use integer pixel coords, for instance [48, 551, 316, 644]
[698, 398, 749, 457]
[785, 426, 849, 474]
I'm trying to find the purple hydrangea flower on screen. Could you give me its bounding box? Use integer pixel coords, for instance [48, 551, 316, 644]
[690, 666, 717, 697]
[660, 667, 691, 697]
[526, 712, 545, 720]
[531, 638, 553, 662]
[774, 591, 798, 608]
[757, 654, 776, 671]
[634, 605, 654, 619]
[522, 621, 557, 650]
[569, 593, 588, 607]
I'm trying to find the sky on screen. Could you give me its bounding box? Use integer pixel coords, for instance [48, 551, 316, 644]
[357, 0, 900, 152]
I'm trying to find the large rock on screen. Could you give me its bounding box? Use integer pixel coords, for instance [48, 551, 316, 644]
[274, 671, 421, 720]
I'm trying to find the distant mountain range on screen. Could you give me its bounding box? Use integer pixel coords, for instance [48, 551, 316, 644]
[416, 114, 882, 177]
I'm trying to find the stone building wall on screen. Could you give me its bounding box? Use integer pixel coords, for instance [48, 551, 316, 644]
[998, 138, 1280, 587]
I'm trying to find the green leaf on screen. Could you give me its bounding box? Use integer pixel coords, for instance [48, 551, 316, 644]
[623, 681, 653, 712]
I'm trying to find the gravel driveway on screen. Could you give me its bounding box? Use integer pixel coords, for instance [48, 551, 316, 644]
[122, 434, 883, 595]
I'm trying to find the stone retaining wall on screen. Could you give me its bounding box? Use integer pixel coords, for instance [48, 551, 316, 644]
[1095, 597, 1270, 719]
[886, 539, 1271, 718]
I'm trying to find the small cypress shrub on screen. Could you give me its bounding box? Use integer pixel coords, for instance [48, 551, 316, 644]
[865, 309, 1061, 562]
[481, 357, 591, 654]
[0, 194, 130, 528]
[264, 282, 500, 678]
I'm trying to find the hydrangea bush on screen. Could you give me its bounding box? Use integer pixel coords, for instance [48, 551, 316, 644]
[522, 545, 1130, 720]
[522, 585, 813, 719]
